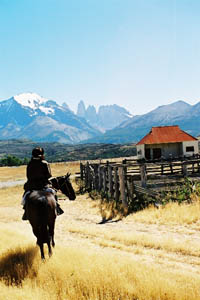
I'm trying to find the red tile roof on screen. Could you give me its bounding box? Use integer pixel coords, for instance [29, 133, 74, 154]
[137, 125, 197, 145]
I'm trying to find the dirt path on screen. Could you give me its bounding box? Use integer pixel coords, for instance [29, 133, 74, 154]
[0, 180, 25, 188]
[51, 193, 200, 276]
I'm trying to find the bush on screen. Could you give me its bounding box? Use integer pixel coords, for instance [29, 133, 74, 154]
[0, 155, 28, 167]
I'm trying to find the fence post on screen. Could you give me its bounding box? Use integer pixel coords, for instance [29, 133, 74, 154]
[130, 176, 136, 197]
[140, 164, 147, 188]
[182, 162, 188, 177]
[170, 162, 173, 174]
[192, 162, 195, 173]
[108, 165, 113, 197]
[90, 165, 94, 190]
[118, 166, 128, 208]
[103, 166, 107, 194]
[122, 159, 127, 174]
[80, 163, 84, 180]
[198, 160, 200, 173]
[85, 162, 89, 189]
[127, 176, 136, 203]
[87, 163, 93, 191]
[161, 163, 164, 175]
[114, 166, 119, 202]
[98, 165, 103, 191]
[94, 164, 99, 190]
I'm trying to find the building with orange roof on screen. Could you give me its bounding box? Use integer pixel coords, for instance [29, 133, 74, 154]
[136, 125, 199, 160]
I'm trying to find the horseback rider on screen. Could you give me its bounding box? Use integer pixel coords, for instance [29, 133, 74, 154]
[22, 147, 64, 220]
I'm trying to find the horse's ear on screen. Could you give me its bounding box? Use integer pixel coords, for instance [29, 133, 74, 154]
[66, 172, 71, 178]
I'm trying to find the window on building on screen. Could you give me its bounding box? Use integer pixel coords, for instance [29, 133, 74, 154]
[186, 146, 194, 152]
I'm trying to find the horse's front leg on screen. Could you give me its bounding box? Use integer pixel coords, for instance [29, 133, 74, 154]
[47, 240, 52, 257]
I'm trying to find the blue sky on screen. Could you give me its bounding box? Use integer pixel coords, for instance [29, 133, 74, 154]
[0, 0, 200, 115]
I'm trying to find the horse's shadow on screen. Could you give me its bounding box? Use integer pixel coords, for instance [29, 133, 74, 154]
[0, 246, 38, 286]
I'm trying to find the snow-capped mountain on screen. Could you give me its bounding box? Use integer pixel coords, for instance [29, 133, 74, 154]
[14, 93, 47, 109]
[0, 93, 101, 144]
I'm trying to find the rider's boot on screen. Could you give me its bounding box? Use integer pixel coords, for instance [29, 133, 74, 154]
[55, 195, 64, 215]
[22, 205, 28, 220]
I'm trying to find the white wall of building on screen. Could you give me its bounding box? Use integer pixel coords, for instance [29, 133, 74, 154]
[182, 141, 199, 156]
[136, 144, 145, 159]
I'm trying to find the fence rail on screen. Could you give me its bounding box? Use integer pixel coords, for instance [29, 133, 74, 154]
[79, 158, 200, 207]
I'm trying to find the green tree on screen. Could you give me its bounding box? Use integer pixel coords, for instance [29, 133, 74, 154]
[0, 155, 22, 166]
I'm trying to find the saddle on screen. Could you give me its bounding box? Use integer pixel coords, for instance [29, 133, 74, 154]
[22, 188, 63, 220]
[22, 188, 56, 205]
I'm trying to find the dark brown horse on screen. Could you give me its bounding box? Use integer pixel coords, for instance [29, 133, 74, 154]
[25, 173, 76, 259]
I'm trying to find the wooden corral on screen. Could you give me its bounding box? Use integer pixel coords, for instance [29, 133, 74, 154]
[79, 158, 200, 209]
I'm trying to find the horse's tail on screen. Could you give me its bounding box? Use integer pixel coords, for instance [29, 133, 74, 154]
[36, 196, 49, 244]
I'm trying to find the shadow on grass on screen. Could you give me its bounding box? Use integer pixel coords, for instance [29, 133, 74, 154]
[0, 246, 38, 286]
[98, 217, 122, 224]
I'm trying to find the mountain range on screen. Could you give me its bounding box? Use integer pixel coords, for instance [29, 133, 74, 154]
[0, 93, 200, 144]
[77, 100, 132, 132]
[0, 93, 101, 144]
[0, 93, 132, 144]
[83, 100, 200, 144]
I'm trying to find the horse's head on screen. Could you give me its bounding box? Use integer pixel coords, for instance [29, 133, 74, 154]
[56, 173, 76, 200]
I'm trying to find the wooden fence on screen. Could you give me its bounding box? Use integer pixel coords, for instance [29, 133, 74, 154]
[79, 158, 200, 207]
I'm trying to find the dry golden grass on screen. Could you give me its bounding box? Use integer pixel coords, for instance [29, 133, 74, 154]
[0, 161, 80, 183]
[0, 185, 23, 206]
[1, 226, 200, 300]
[50, 161, 80, 177]
[130, 200, 200, 225]
[1, 163, 200, 299]
[0, 165, 26, 181]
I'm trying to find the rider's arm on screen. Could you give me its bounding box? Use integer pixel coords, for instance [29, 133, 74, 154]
[42, 160, 52, 179]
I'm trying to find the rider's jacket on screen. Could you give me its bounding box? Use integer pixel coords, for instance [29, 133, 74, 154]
[24, 158, 52, 191]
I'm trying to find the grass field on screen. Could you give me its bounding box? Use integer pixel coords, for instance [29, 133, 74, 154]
[1, 162, 200, 300]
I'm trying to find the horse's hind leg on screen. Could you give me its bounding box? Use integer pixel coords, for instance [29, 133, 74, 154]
[32, 227, 45, 259]
[49, 219, 55, 248]
[38, 242, 45, 259]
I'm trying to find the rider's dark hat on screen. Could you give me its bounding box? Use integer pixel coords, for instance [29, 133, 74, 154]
[32, 147, 44, 158]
